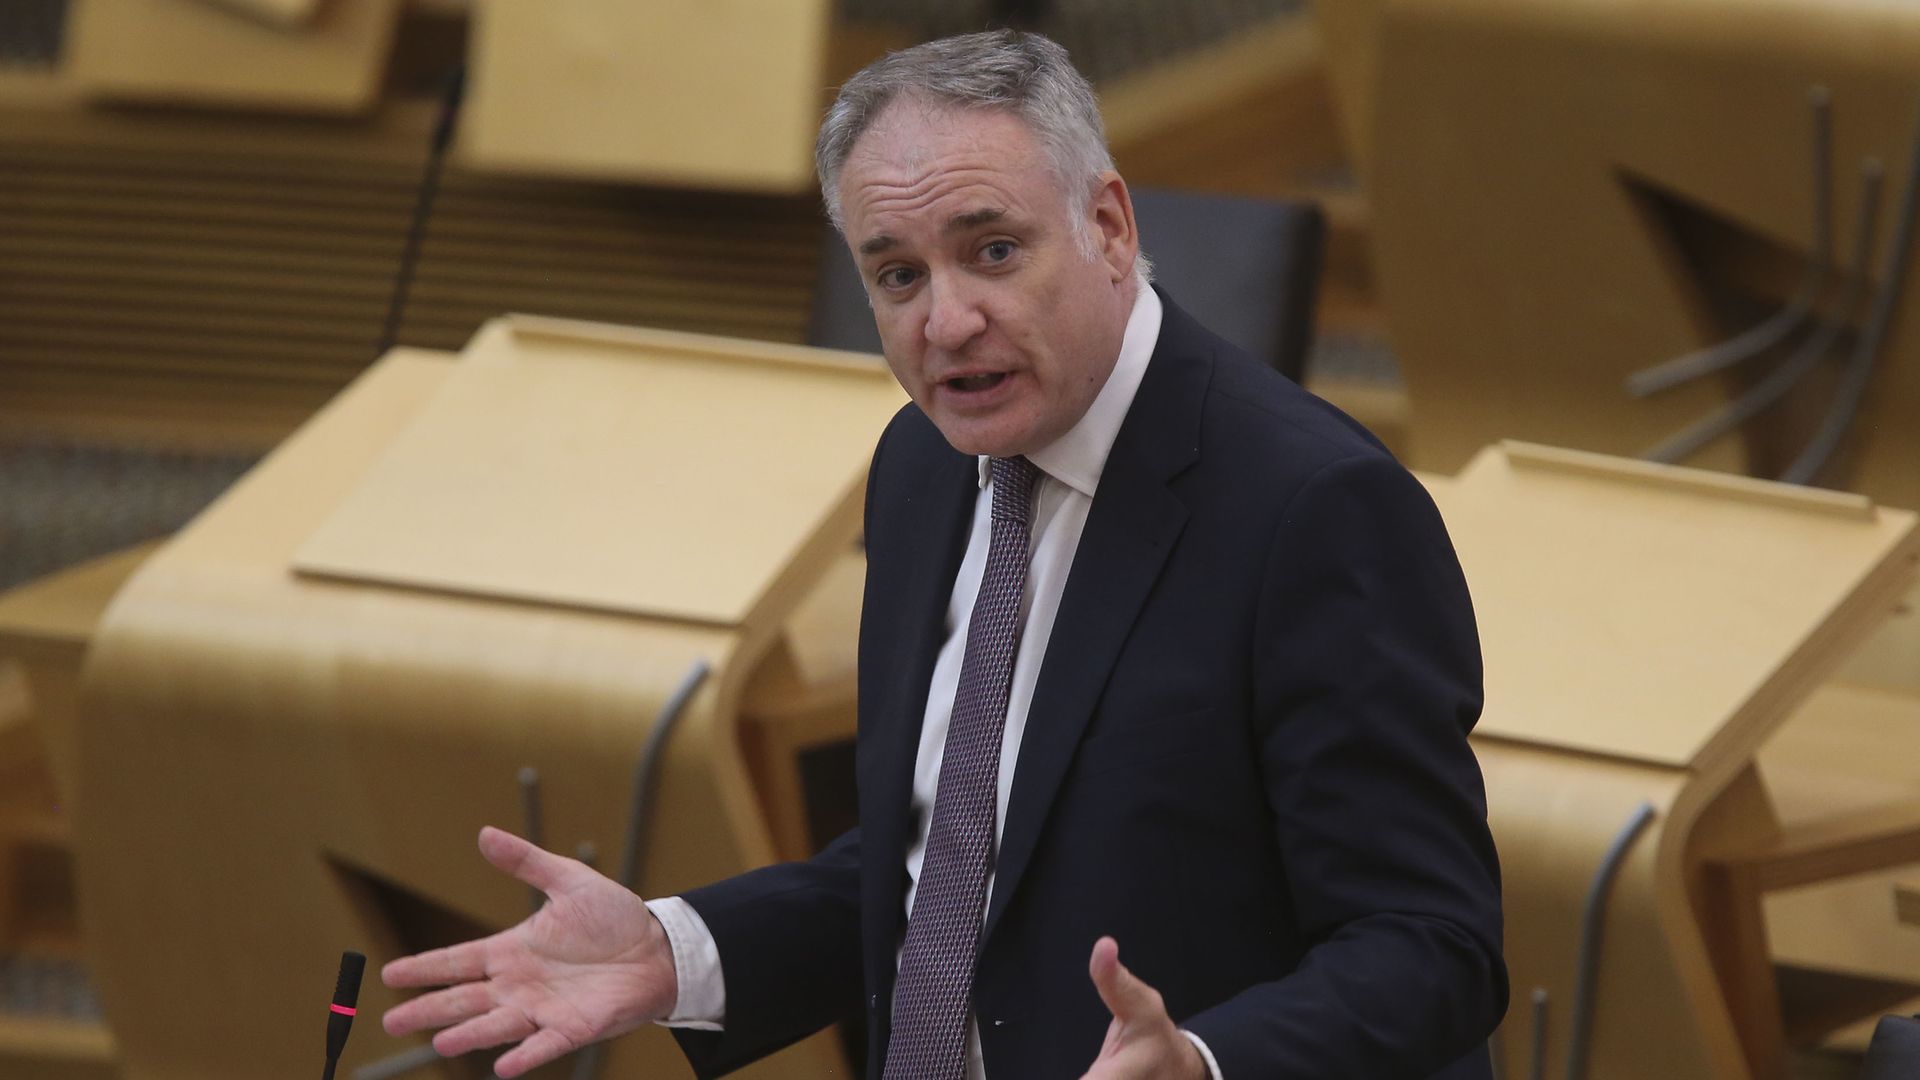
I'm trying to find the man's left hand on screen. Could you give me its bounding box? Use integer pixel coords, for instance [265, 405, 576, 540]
[1078, 936, 1208, 1080]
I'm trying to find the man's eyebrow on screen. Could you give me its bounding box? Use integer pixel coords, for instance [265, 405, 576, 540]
[856, 209, 1007, 258]
[946, 208, 1005, 232]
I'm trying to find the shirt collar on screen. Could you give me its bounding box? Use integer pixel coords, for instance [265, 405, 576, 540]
[975, 284, 1164, 496]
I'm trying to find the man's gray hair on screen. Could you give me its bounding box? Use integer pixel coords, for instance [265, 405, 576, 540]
[815, 30, 1115, 234]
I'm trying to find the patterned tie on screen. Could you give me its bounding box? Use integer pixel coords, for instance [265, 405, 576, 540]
[883, 455, 1041, 1080]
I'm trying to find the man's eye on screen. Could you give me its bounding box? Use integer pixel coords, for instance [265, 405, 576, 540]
[878, 267, 919, 289]
[981, 241, 1015, 264]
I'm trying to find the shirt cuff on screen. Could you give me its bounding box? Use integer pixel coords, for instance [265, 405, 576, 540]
[644, 896, 725, 1030]
[1182, 1029, 1224, 1080]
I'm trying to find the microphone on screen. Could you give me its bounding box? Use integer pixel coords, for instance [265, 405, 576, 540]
[322, 950, 366, 1080]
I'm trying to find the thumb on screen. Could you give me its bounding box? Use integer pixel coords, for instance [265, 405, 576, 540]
[1088, 936, 1162, 1025]
[477, 825, 577, 897]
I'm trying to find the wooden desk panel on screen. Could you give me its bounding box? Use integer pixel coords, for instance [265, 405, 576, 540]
[68, 0, 401, 113]
[462, 0, 830, 191]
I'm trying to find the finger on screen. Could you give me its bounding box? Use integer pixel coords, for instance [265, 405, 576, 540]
[493, 1027, 585, 1079]
[380, 982, 494, 1037]
[431, 1003, 537, 1060]
[382, 937, 495, 989]
[479, 825, 579, 896]
[1087, 936, 1164, 1025]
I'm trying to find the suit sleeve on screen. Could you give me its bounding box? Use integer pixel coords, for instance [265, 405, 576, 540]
[1181, 453, 1508, 1078]
[669, 828, 864, 1077]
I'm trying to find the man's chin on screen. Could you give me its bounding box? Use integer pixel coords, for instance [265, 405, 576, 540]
[930, 418, 1037, 460]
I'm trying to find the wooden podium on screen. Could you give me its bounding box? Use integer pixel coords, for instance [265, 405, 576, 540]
[1433, 443, 1920, 1080]
[69, 318, 900, 1078]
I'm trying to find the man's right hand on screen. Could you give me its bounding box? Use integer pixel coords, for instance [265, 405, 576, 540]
[381, 826, 679, 1078]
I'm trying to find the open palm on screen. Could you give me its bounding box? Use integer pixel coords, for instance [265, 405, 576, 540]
[381, 827, 678, 1078]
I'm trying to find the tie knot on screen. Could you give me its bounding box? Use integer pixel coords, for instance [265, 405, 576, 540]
[988, 456, 1039, 526]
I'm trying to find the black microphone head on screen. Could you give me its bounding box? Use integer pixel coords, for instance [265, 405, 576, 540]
[333, 951, 366, 1009]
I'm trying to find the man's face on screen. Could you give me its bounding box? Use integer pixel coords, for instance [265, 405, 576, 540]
[836, 101, 1139, 458]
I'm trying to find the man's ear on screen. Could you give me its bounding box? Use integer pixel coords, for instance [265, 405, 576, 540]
[1088, 172, 1140, 283]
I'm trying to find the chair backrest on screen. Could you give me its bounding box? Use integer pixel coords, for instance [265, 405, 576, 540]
[808, 186, 1326, 383]
[1861, 1014, 1920, 1080]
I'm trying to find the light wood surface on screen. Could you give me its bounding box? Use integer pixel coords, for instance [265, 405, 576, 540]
[460, 0, 830, 191]
[0, 543, 159, 800]
[1834, 583, 1920, 694]
[1439, 442, 1918, 770]
[1474, 740, 1728, 1080]
[67, 0, 402, 113]
[1758, 681, 1920, 990]
[0, 1015, 118, 1080]
[201, 0, 322, 28]
[1102, 14, 1344, 202]
[0, 548, 152, 1078]
[1361, 0, 1920, 509]
[1725, 800, 1920, 895]
[295, 317, 901, 626]
[1310, 0, 1386, 179]
[71, 324, 899, 1077]
[1426, 443, 1920, 1080]
[0, 89, 824, 447]
[737, 548, 863, 862]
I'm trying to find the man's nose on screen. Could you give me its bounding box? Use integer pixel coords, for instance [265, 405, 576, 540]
[924, 276, 987, 351]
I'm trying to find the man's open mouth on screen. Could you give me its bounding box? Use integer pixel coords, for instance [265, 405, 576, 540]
[946, 373, 1008, 392]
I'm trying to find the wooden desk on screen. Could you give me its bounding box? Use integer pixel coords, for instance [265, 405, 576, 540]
[1427, 442, 1919, 1080]
[72, 322, 901, 1079]
[460, 0, 831, 191]
[67, 0, 402, 113]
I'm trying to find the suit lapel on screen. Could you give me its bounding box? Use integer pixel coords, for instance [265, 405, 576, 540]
[983, 297, 1211, 939]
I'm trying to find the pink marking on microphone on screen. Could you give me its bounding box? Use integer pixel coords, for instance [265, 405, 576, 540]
[330, 1004, 358, 1017]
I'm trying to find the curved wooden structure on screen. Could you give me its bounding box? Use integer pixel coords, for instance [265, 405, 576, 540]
[70, 321, 900, 1078]
[1428, 443, 1920, 1080]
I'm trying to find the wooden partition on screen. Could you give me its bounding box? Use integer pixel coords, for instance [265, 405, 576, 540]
[1362, 0, 1920, 511]
[1428, 442, 1920, 1080]
[69, 320, 900, 1079]
[67, 0, 402, 112]
[461, 0, 831, 192]
[0, 83, 824, 447]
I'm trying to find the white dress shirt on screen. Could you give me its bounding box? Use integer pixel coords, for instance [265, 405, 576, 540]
[647, 286, 1222, 1078]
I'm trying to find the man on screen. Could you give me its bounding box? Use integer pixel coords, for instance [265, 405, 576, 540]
[382, 30, 1506, 1080]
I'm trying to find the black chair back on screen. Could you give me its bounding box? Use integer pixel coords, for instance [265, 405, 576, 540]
[1860, 1014, 1920, 1080]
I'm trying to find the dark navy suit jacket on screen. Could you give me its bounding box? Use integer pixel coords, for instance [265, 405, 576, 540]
[676, 292, 1507, 1079]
